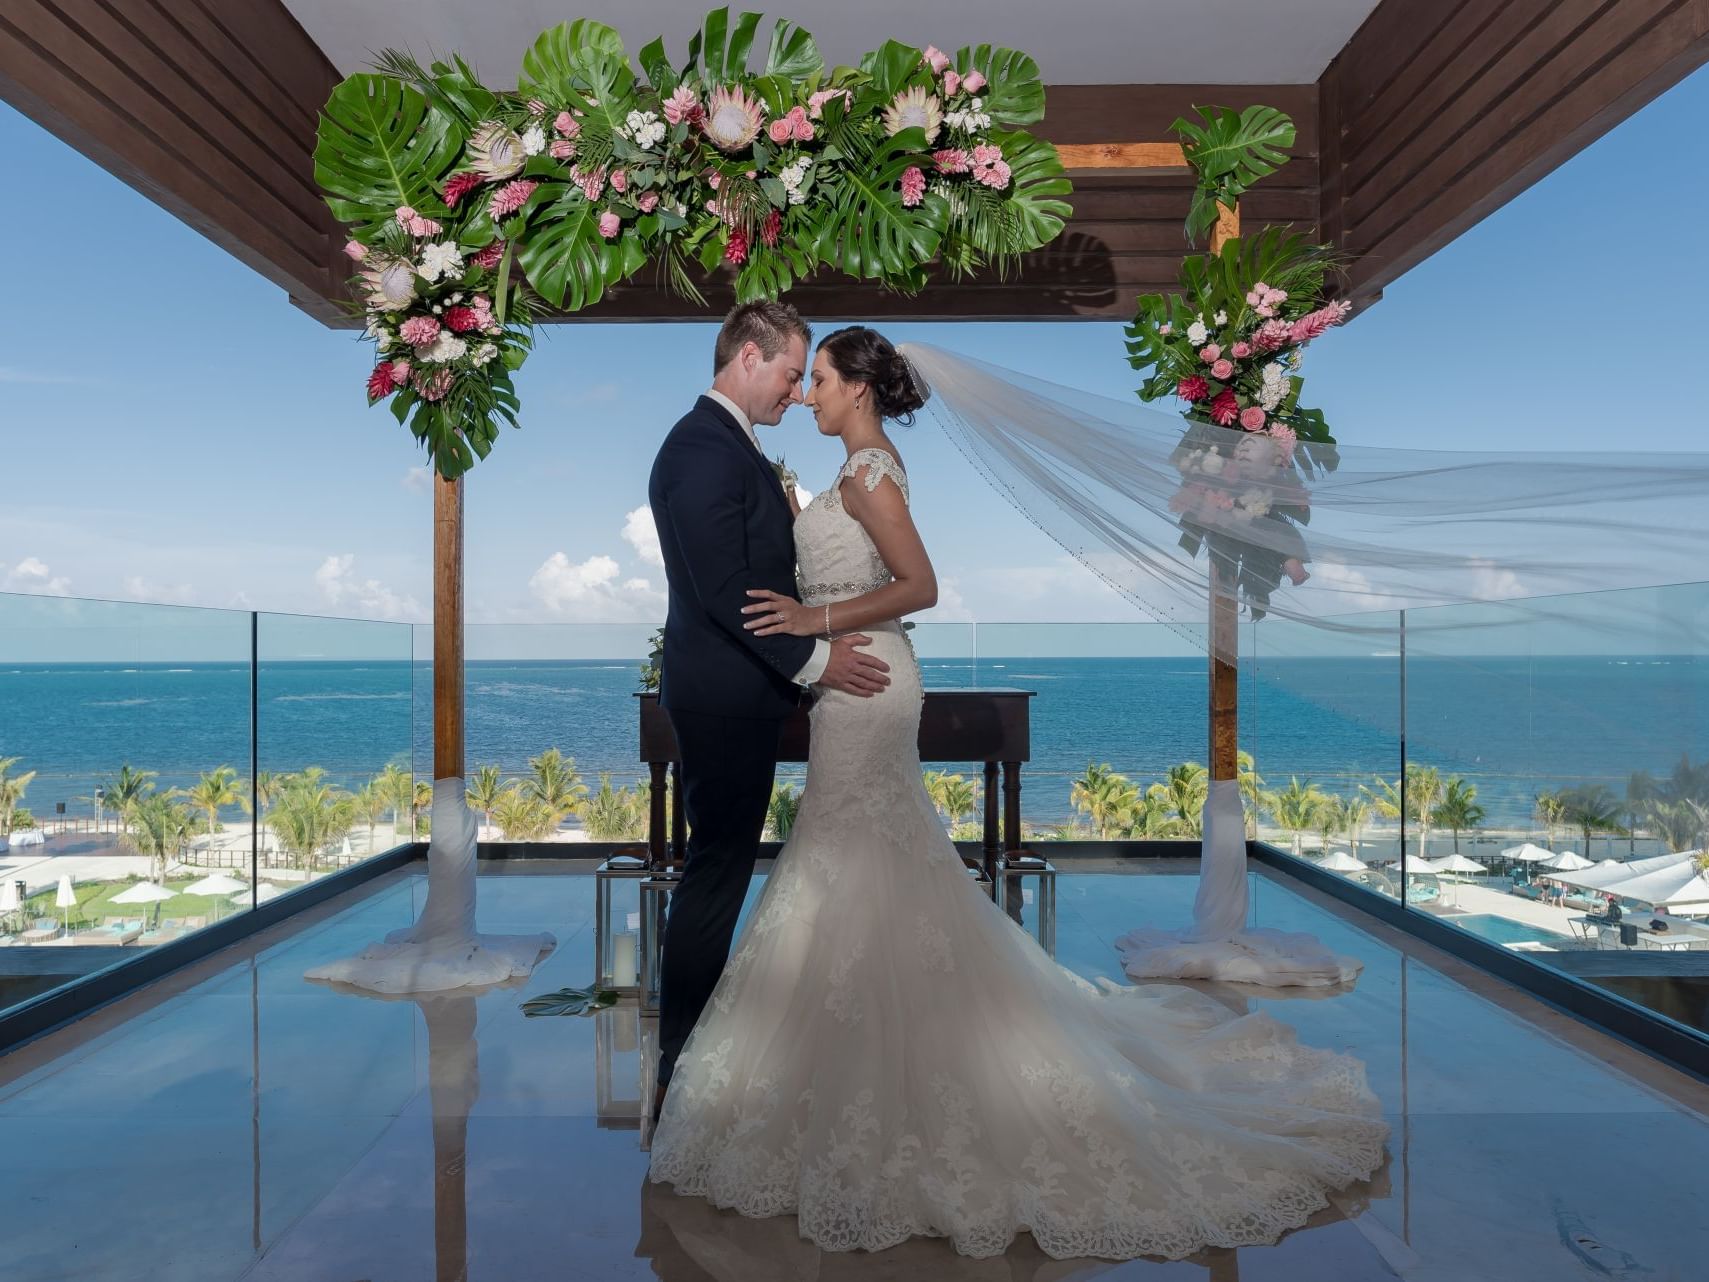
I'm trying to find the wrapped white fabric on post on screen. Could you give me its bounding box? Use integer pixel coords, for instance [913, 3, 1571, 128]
[1114, 780, 1362, 986]
[306, 777, 554, 995]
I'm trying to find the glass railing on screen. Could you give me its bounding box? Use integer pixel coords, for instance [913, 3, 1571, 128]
[0, 592, 415, 1023]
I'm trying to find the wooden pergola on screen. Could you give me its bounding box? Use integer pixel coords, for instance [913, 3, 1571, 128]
[5, 0, 1706, 787]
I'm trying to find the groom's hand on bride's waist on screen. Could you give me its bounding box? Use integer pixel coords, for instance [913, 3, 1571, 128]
[818, 635, 890, 697]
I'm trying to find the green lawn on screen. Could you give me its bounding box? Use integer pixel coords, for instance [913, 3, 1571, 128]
[21, 876, 245, 929]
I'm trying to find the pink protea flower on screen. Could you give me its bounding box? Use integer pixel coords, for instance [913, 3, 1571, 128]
[443, 305, 481, 334]
[883, 85, 943, 145]
[1198, 344, 1221, 362]
[637, 191, 660, 213]
[344, 239, 367, 261]
[414, 368, 454, 402]
[1176, 375, 1210, 402]
[807, 88, 852, 119]
[963, 70, 987, 93]
[943, 70, 962, 97]
[974, 159, 1011, 189]
[610, 169, 628, 194]
[555, 111, 581, 138]
[1231, 341, 1253, 358]
[1283, 557, 1310, 586]
[1209, 389, 1240, 426]
[390, 359, 412, 382]
[923, 45, 951, 73]
[760, 209, 782, 247]
[934, 148, 971, 172]
[1254, 319, 1293, 351]
[598, 210, 621, 239]
[702, 85, 765, 151]
[900, 165, 927, 207]
[724, 226, 750, 265]
[549, 139, 577, 160]
[1239, 406, 1267, 431]
[488, 179, 538, 219]
[399, 315, 441, 347]
[662, 85, 698, 126]
[366, 363, 397, 401]
[1211, 359, 1235, 380]
[467, 122, 525, 180]
[470, 241, 505, 270]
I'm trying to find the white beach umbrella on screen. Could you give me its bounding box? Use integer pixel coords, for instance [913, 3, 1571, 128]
[231, 882, 285, 905]
[1381, 854, 1442, 873]
[184, 873, 247, 897]
[1501, 842, 1555, 863]
[1316, 850, 1368, 871]
[1551, 850, 1697, 892]
[1596, 862, 1709, 913]
[112, 880, 175, 927]
[55, 875, 77, 931]
[1431, 853, 1489, 875]
[0, 879, 18, 914]
[1540, 850, 1595, 871]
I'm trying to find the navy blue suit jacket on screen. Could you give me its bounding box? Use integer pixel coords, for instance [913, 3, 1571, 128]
[648, 396, 813, 719]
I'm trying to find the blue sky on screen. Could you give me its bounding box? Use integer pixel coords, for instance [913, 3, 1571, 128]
[2, 66, 1705, 639]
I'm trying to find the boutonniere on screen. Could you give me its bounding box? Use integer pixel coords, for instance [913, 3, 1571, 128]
[769, 455, 799, 495]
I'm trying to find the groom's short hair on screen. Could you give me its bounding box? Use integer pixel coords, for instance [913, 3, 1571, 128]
[714, 301, 812, 374]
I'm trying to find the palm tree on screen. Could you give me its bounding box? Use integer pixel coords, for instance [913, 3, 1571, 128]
[1237, 751, 1265, 839]
[1119, 790, 1180, 839]
[0, 756, 37, 837]
[581, 774, 646, 841]
[176, 766, 250, 844]
[492, 786, 555, 841]
[525, 748, 587, 831]
[91, 763, 158, 834]
[1151, 762, 1209, 837]
[639, 627, 664, 693]
[923, 771, 978, 827]
[1630, 755, 1709, 853]
[1558, 784, 1623, 859]
[1364, 764, 1443, 856]
[1313, 794, 1346, 854]
[765, 782, 803, 840]
[1335, 795, 1372, 859]
[374, 764, 415, 838]
[465, 764, 507, 835]
[270, 775, 358, 869]
[253, 771, 285, 813]
[1533, 788, 1566, 848]
[1435, 778, 1485, 853]
[1269, 777, 1329, 857]
[353, 781, 390, 851]
[124, 791, 194, 884]
[1070, 763, 1140, 839]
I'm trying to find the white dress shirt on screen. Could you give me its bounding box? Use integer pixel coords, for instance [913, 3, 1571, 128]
[705, 388, 830, 687]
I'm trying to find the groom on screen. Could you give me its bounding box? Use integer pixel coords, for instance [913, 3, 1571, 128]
[647, 301, 890, 1116]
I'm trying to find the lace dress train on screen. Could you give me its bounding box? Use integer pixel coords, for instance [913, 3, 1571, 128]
[648, 450, 1387, 1259]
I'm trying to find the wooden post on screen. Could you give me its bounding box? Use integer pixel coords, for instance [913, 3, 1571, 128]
[433, 473, 465, 782]
[1207, 203, 1241, 785]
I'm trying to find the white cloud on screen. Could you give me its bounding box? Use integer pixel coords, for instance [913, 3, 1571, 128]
[529, 551, 665, 621]
[622, 505, 664, 568]
[1, 556, 72, 595]
[918, 575, 974, 623]
[0, 367, 81, 385]
[313, 554, 423, 621]
[119, 575, 198, 606]
[401, 466, 433, 495]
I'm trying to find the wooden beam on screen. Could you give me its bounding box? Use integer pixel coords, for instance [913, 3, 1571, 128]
[1207, 203, 1241, 785]
[1057, 142, 1186, 172]
[433, 474, 464, 781]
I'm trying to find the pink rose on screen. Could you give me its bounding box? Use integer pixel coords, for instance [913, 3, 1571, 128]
[390, 359, 412, 381]
[1239, 406, 1267, 431]
[1231, 341, 1253, 358]
[610, 169, 628, 194]
[555, 112, 580, 138]
[768, 116, 794, 144]
[943, 70, 961, 97]
[598, 211, 620, 239]
[1210, 359, 1235, 380]
[1198, 344, 1221, 362]
[549, 139, 577, 160]
[343, 239, 367, 261]
[785, 106, 814, 142]
[637, 191, 659, 213]
[962, 70, 986, 93]
[923, 45, 951, 73]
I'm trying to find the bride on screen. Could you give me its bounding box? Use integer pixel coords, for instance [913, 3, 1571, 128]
[647, 325, 1387, 1261]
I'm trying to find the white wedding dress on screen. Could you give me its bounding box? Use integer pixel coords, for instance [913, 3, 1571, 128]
[648, 448, 1387, 1260]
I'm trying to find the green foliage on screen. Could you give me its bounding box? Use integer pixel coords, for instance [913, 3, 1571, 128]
[314, 75, 465, 237]
[521, 986, 620, 1017]
[1172, 105, 1296, 244]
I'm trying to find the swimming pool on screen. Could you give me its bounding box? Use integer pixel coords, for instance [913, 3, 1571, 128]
[1449, 914, 1568, 947]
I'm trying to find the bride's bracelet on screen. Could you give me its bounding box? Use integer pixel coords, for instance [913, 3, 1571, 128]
[823, 604, 832, 639]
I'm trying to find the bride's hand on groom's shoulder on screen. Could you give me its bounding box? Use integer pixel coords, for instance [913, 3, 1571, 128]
[741, 589, 815, 637]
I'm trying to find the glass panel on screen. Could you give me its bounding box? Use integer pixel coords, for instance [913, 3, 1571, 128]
[255, 612, 414, 897]
[0, 592, 253, 1011]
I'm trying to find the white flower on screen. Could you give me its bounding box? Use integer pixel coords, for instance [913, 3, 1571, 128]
[1200, 452, 1225, 476]
[418, 241, 465, 282]
[421, 332, 468, 364]
[625, 110, 665, 149]
[471, 342, 498, 366]
[1237, 490, 1271, 518]
[945, 106, 992, 132]
[1214, 310, 1228, 325]
[521, 124, 546, 156]
[1186, 320, 1209, 346]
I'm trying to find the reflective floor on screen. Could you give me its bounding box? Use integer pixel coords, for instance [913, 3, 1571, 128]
[2, 860, 1705, 1282]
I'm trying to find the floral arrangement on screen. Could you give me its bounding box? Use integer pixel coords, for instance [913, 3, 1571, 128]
[314, 9, 1070, 477]
[1123, 106, 1347, 615]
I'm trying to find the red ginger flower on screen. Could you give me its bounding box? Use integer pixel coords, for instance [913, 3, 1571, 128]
[724, 227, 750, 265]
[470, 240, 505, 269]
[1209, 389, 1240, 426]
[1176, 375, 1210, 402]
[442, 172, 485, 207]
[366, 363, 398, 401]
[759, 210, 782, 248]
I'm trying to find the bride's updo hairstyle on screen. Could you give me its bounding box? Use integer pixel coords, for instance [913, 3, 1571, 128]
[818, 326, 931, 426]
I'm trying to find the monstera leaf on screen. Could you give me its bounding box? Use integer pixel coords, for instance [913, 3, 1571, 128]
[687, 7, 764, 82]
[806, 130, 947, 283]
[859, 39, 924, 98]
[520, 986, 619, 1017]
[515, 182, 647, 310]
[763, 17, 823, 80]
[520, 20, 637, 138]
[991, 133, 1071, 259]
[315, 74, 465, 236]
[1174, 105, 1296, 244]
[954, 45, 1046, 126]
